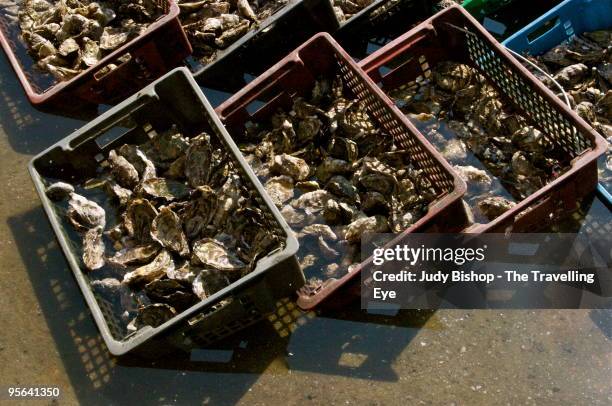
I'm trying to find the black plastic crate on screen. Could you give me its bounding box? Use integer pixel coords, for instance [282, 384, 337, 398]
[334, 0, 435, 61]
[190, 0, 339, 92]
[28, 68, 303, 356]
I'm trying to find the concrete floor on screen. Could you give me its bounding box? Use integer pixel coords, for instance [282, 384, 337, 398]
[0, 47, 610, 405]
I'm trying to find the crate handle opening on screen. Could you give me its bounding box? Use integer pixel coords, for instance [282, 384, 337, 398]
[93, 52, 134, 82]
[95, 125, 137, 150]
[526, 17, 561, 43]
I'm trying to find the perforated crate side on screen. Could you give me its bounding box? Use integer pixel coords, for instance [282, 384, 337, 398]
[464, 31, 590, 158]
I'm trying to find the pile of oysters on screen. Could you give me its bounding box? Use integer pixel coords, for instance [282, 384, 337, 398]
[332, 0, 373, 23]
[522, 30, 612, 191]
[178, 0, 288, 65]
[46, 128, 282, 332]
[18, 0, 164, 80]
[237, 74, 438, 287]
[390, 61, 570, 223]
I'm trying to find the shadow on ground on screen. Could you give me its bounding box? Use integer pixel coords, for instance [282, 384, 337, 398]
[8, 206, 429, 404]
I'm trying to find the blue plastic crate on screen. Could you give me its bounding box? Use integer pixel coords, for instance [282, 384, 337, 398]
[503, 0, 612, 54]
[503, 0, 612, 208]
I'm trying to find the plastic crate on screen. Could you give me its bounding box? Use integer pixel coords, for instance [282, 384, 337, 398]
[191, 0, 339, 91]
[503, 0, 612, 203]
[216, 33, 468, 311]
[359, 5, 607, 233]
[28, 68, 303, 356]
[503, 0, 611, 55]
[0, 0, 192, 111]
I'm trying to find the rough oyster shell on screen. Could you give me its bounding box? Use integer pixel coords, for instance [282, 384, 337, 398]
[67, 193, 106, 231]
[123, 249, 174, 286]
[191, 238, 246, 272]
[82, 226, 105, 271]
[151, 207, 190, 256]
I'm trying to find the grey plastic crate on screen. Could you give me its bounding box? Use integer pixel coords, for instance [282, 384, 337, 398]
[28, 68, 302, 356]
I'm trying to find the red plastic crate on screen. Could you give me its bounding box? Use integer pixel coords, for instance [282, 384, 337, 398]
[0, 0, 192, 111]
[359, 5, 608, 234]
[216, 33, 468, 310]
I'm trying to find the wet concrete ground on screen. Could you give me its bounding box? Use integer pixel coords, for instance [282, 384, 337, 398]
[0, 48, 610, 405]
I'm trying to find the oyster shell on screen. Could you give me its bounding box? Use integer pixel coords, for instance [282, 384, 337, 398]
[118, 144, 157, 181]
[325, 175, 359, 201]
[270, 154, 310, 181]
[192, 269, 230, 300]
[124, 198, 158, 242]
[344, 216, 389, 243]
[145, 279, 197, 311]
[82, 226, 105, 270]
[141, 177, 189, 201]
[150, 207, 190, 256]
[185, 133, 213, 188]
[104, 180, 132, 206]
[46, 181, 75, 201]
[167, 261, 200, 283]
[67, 193, 106, 231]
[477, 196, 516, 221]
[107, 243, 161, 268]
[134, 303, 176, 328]
[123, 249, 174, 286]
[265, 176, 294, 207]
[191, 238, 246, 272]
[108, 149, 139, 189]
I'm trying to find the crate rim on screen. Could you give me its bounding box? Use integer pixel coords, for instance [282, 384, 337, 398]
[216, 32, 468, 311]
[0, 0, 187, 106]
[28, 67, 299, 356]
[358, 4, 608, 230]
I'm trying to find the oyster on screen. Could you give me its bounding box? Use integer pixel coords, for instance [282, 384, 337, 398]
[315, 157, 352, 183]
[82, 226, 105, 270]
[185, 133, 213, 188]
[108, 149, 139, 189]
[291, 190, 333, 214]
[91, 278, 122, 295]
[124, 198, 158, 242]
[325, 175, 359, 201]
[191, 238, 246, 273]
[104, 180, 132, 206]
[477, 196, 516, 221]
[118, 144, 157, 181]
[145, 279, 197, 311]
[67, 193, 106, 231]
[46, 181, 74, 201]
[270, 154, 310, 181]
[453, 165, 492, 188]
[344, 216, 389, 243]
[150, 207, 190, 256]
[167, 261, 200, 283]
[141, 177, 189, 201]
[265, 176, 294, 207]
[134, 303, 176, 328]
[328, 137, 358, 162]
[192, 269, 230, 300]
[123, 249, 174, 286]
[107, 243, 161, 268]
[147, 126, 190, 163]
